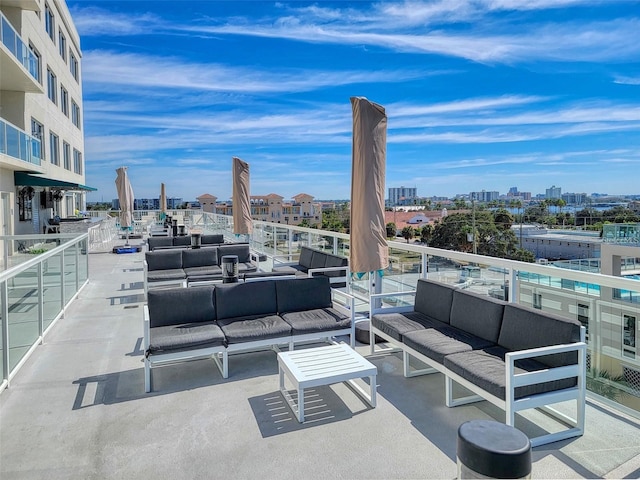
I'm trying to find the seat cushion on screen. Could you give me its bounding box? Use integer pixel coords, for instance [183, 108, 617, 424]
[403, 324, 494, 364]
[218, 314, 291, 344]
[184, 266, 222, 277]
[309, 251, 327, 270]
[237, 262, 257, 273]
[444, 346, 578, 401]
[217, 244, 251, 263]
[298, 246, 314, 269]
[275, 276, 332, 314]
[148, 237, 173, 251]
[215, 280, 277, 320]
[182, 248, 218, 268]
[449, 290, 505, 344]
[499, 304, 582, 368]
[371, 311, 440, 342]
[414, 279, 455, 324]
[148, 286, 215, 327]
[272, 265, 307, 275]
[323, 254, 348, 277]
[146, 269, 186, 282]
[148, 322, 225, 354]
[281, 307, 351, 335]
[173, 236, 192, 247]
[202, 234, 224, 245]
[145, 250, 183, 271]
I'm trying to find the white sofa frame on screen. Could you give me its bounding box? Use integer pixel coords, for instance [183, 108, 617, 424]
[369, 290, 587, 447]
[143, 288, 357, 392]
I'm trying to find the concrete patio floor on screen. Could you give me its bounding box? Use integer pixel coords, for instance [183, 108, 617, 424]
[2, 245, 640, 479]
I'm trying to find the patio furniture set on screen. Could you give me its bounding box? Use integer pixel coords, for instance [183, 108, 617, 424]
[271, 246, 349, 287]
[147, 234, 226, 251]
[369, 278, 587, 447]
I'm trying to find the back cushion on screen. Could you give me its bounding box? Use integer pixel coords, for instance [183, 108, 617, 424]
[148, 237, 173, 250]
[182, 248, 218, 268]
[324, 254, 348, 277]
[215, 281, 277, 320]
[276, 276, 332, 313]
[217, 244, 250, 263]
[173, 236, 191, 247]
[414, 279, 454, 324]
[310, 251, 327, 269]
[450, 290, 505, 343]
[148, 286, 215, 327]
[498, 304, 582, 367]
[298, 247, 314, 268]
[145, 250, 183, 270]
[202, 234, 224, 245]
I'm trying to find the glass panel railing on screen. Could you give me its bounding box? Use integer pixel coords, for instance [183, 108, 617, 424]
[43, 254, 62, 331]
[0, 119, 41, 166]
[1, 14, 39, 80]
[64, 247, 77, 304]
[7, 265, 40, 371]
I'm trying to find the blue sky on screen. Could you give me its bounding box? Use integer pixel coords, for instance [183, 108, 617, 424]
[70, 0, 640, 203]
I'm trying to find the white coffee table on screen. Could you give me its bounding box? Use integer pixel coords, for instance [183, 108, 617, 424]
[277, 343, 377, 423]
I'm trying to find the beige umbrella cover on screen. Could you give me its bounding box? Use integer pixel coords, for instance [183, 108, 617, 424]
[159, 183, 167, 219]
[350, 97, 389, 275]
[232, 157, 253, 235]
[115, 166, 134, 244]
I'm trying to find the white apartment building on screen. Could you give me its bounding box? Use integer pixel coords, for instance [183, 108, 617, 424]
[1, 0, 91, 236]
[388, 186, 417, 206]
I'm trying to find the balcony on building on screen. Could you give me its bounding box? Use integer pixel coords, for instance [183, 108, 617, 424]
[0, 117, 43, 171]
[0, 11, 43, 93]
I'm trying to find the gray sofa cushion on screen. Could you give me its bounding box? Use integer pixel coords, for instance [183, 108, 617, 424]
[182, 248, 218, 268]
[298, 246, 314, 270]
[148, 322, 225, 353]
[498, 304, 582, 368]
[371, 311, 440, 342]
[403, 324, 494, 364]
[450, 290, 505, 343]
[275, 276, 332, 313]
[218, 314, 291, 344]
[148, 237, 173, 251]
[218, 244, 251, 263]
[215, 281, 277, 321]
[309, 251, 327, 270]
[272, 264, 307, 275]
[146, 269, 186, 282]
[281, 308, 351, 335]
[323, 254, 348, 277]
[444, 346, 577, 400]
[148, 286, 215, 327]
[237, 262, 258, 273]
[202, 234, 224, 245]
[146, 250, 183, 271]
[184, 266, 222, 277]
[414, 279, 454, 324]
[173, 236, 191, 247]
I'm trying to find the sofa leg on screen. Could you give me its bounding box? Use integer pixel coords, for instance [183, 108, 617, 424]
[445, 376, 483, 407]
[212, 351, 228, 379]
[403, 351, 438, 378]
[144, 359, 152, 393]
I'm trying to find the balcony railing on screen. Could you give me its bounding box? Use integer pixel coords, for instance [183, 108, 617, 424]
[0, 234, 89, 391]
[603, 223, 640, 246]
[0, 117, 41, 165]
[1, 13, 39, 80]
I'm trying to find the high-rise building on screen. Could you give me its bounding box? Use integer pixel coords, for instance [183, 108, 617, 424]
[388, 187, 417, 206]
[546, 185, 562, 199]
[1, 0, 92, 235]
[469, 190, 499, 202]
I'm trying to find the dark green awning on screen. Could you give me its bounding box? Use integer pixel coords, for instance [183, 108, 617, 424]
[14, 172, 97, 191]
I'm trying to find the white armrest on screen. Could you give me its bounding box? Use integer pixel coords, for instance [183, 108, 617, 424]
[143, 305, 151, 353]
[506, 342, 587, 387]
[369, 290, 417, 315]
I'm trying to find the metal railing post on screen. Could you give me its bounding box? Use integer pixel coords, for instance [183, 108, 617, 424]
[1, 279, 9, 385]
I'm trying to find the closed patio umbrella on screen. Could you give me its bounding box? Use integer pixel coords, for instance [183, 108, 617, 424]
[349, 97, 389, 277]
[159, 183, 167, 220]
[115, 166, 134, 246]
[232, 157, 253, 236]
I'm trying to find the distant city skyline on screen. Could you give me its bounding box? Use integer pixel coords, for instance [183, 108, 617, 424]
[71, 1, 640, 203]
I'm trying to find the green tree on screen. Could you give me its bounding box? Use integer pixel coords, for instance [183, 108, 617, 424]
[420, 224, 434, 245]
[385, 222, 397, 238]
[401, 226, 415, 243]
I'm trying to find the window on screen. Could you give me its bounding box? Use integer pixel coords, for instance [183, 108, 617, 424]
[63, 141, 71, 170]
[28, 44, 42, 83]
[70, 52, 79, 82]
[623, 315, 636, 358]
[47, 68, 57, 104]
[45, 3, 55, 42]
[73, 148, 82, 174]
[58, 30, 67, 61]
[31, 118, 44, 159]
[49, 132, 59, 165]
[533, 293, 542, 310]
[60, 86, 69, 116]
[71, 101, 81, 129]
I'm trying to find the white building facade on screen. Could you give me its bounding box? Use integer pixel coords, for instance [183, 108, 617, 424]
[1, 0, 91, 236]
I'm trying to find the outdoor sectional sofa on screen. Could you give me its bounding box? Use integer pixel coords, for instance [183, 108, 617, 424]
[272, 246, 349, 287]
[147, 234, 225, 251]
[143, 243, 258, 293]
[143, 276, 356, 392]
[369, 278, 587, 447]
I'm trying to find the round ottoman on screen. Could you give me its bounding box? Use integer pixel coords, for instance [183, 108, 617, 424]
[354, 320, 384, 345]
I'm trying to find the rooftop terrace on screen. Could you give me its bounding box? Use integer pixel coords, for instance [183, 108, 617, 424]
[2, 234, 640, 479]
